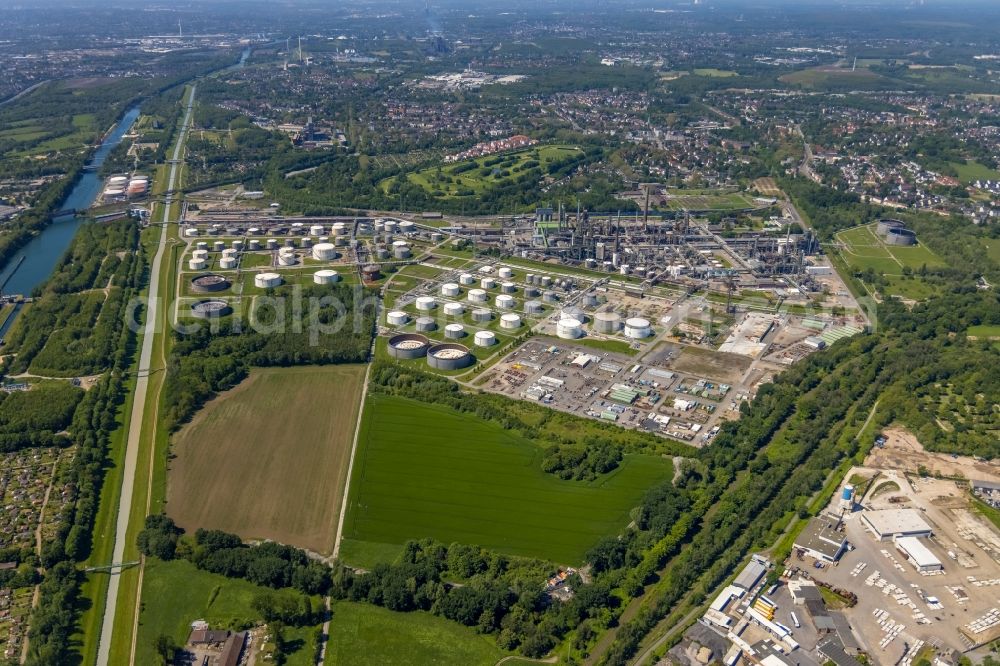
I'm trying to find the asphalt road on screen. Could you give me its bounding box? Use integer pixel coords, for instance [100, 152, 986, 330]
[95, 85, 196, 666]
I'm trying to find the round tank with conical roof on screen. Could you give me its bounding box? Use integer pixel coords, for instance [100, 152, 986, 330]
[314, 269, 340, 285]
[557, 318, 583, 339]
[255, 272, 282, 289]
[399, 220, 415, 234]
[500, 313, 521, 329]
[415, 296, 437, 311]
[594, 312, 621, 333]
[313, 243, 338, 261]
[474, 331, 496, 347]
[624, 317, 652, 339]
[387, 311, 409, 326]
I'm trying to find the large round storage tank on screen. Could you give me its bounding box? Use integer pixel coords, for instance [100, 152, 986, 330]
[388, 333, 429, 360]
[543, 290, 559, 303]
[278, 251, 297, 266]
[524, 287, 540, 298]
[445, 323, 466, 339]
[557, 318, 583, 339]
[188, 258, 207, 271]
[190, 274, 230, 293]
[213, 241, 225, 252]
[624, 317, 652, 339]
[594, 312, 621, 333]
[266, 238, 279, 250]
[300, 237, 313, 249]
[426, 343, 473, 370]
[387, 311, 409, 326]
[314, 269, 340, 285]
[481, 277, 496, 290]
[415, 296, 437, 311]
[312, 243, 338, 261]
[333, 222, 347, 236]
[876, 218, 906, 236]
[249, 240, 261, 250]
[255, 272, 282, 289]
[498, 267, 513, 279]
[383, 220, 397, 233]
[399, 220, 415, 234]
[561, 306, 586, 323]
[468, 289, 487, 303]
[583, 294, 599, 308]
[191, 300, 232, 319]
[310, 225, 325, 237]
[361, 264, 381, 281]
[441, 283, 460, 297]
[108, 176, 128, 186]
[524, 301, 544, 315]
[885, 227, 916, 246]
[474, 331, 496, 347]
[459, 273, 475, 286]
[219, 257, 237, 270]
[192, 249, 209, 260]
[393, 243, 412, 259]
[472, 309, 492, 323]
[541, 276, 553, 288]
[444, 302, 465, 317]
[415, 316, 437, 332]
[500, 313, 521, 329]
[501, 282, 516, 294]
[496, 294, 515, 310]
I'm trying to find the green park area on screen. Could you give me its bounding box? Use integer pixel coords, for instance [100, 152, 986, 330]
[341, 395, 672, 567]
[380, 145, 583, 198]
[951, 160, 1000, 185]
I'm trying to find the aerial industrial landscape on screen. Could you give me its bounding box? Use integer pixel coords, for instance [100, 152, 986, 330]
[0, 0, 998, 665]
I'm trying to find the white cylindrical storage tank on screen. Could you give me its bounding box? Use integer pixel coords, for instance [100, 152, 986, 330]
[196, 241, 208, 250]
[232, 240, 244, 252]
[108, 176, 128, 186]
[444, 302, 465, 317]
[278, 252, 297, 266]
[496, 294, 515, 310]
[399, 220, 415, 234]
[249, 239, 261, 250]
[213, 241, 225, 252]
[415, 316, 436, 332]
[524, 301, 543, 315]
[472, 309, 492, 323]
[541, 276, 553, 288]
[468, 289, 487, 303]
[393, 244, 412, 259]
[188, 258, 207, 270]
[184, 228, 199, 237]
[314, 269, 340, 285]
[561, 306, 586, 323]
[481, 277, 496, 290]
[444, 323, 465, 339]
[310, 225, 325, 236]
[501, 282, 516, 294]
[248, 227, 260, 236]
[557, 318, 583, 339]
[524, 287, 540, 298]
[333, 222, 347, 236]
[415, 296, 437, 311]
[300, 237, 312, 248]
[192, 249, 209, 260]
[312, 242, 337, 261]
[255, 272, 282, 289]
[474, 330, 496, 347]
[459, 273, 475, 285]
[624, 317, 652, 339]
[222, 248, 237, 258]
[266, 238, 278, 250]
[498, 267, 513, 279]
[594, 312, 622, 333]
[219, 257, 237, 270]
[500, 313, 521, 329]
[387, 311, 409, 326]
[543, 290, 559, 303]
[383, 220, 397, 233]
[441, 283, 460, 297]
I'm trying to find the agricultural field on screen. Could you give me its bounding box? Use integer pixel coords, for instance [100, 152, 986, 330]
[692, 68, 737, 78]
[662, 189, 757, 212]
[166, 364, 366, 554]
[779, 66, 889, 90]
[381, 145, 583, 198]
[135, 558, 321, 666]
[342, 395, 673, 566]
[325, 601, 506, 666]
[951, 160, 1000, 185]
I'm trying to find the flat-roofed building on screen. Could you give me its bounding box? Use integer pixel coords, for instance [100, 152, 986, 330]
[794, 517, 847, 562]
[894, 536, 943, 572]
[861, 509, 932, 541]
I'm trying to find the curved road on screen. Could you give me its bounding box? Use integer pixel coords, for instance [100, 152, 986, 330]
[95, 85, 196, 666]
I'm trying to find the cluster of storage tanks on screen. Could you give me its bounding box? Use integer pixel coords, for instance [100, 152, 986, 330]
[102, 174, 148, 201]
[386, 334, 475, 369]
[876, 218, 917, 246]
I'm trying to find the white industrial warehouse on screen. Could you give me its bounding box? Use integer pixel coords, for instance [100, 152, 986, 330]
[861, 509, 933, 541]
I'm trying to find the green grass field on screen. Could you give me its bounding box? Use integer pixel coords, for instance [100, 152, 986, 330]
[381, 145, 582, 198]
[325, 601, 505, 666]
[343, 395, 673, 566]
[135, 559, 321, 666]
[779, 67, 888, 90]
[836, 224, 944, 272]
[952, 160, 1000, 185]
[663, 189, 756, 212]
[968, 325, 1000, 339]
[692, 68, 737, 78]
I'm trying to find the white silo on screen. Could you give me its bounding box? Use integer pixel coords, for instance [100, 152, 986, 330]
[399, 220, 415, 234]
[219, 257, 237, 270]
[472, 309, 492, 323]
[188, 258, 207, 270]
[255, 272, 282, 288]
[393, 243, 412, 259]
[278, 251, 297, 266]
[495, 294, 515, 310]
[459, 273, 475, 285]
[594, 312, 621, 333]
[624, 317, 652, 339]
[312, 243, 337, 261]
[310, 225, 325, 237]
[474, 331, 496, 347]
[468, 289, 487, 303]
[313, 269, 340, 284]
[444, 302, 465, 317]
[415, 296, 437, 311]
[481, 277, 496, 290]
[441, 283, 461, 297]
[249, 239, 261, 250]
[500, 313, 522, 329]
[498, 267, 513, 279]
[445, 323, 466, 339]
[213, 241, 225, 252]
[387, 311, 409, 326]
[333, 222, 347, 235]
[557, 318, 583, 339]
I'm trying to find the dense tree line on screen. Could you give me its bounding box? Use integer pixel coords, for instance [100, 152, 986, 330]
[541, 442, 622, 481]
[162, 283, 375, 431]
[0, 383, 83, 452]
